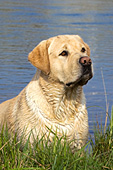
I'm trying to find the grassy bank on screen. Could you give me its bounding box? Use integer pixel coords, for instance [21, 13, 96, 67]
[0, 107, 113, 170]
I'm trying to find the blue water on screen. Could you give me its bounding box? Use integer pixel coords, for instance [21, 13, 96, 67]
[0, 0, 113, 135]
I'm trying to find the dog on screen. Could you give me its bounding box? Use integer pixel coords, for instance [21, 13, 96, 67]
[0, 35, 93, 150]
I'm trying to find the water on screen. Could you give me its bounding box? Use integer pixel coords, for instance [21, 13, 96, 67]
[0, 0, 113, 135]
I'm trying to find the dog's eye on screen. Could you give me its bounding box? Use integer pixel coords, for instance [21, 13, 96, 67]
[59, 50, 68, 56]
[81, 47, 86, 53]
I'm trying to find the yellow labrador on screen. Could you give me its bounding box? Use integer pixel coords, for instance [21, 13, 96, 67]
[0, 35, 93, 149]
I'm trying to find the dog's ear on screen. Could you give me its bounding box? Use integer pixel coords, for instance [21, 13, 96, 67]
[28, 39, 51, 75]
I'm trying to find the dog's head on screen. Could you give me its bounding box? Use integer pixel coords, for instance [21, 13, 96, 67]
[28, 35, 93, 87]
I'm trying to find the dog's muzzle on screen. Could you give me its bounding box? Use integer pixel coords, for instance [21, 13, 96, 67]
[79, 56, 92, 77]
[66, 57, 93, 87]
[78, 56, 93, 85]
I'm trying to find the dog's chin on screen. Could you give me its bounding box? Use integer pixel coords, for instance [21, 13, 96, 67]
[77, 73, 93, 86]
[65, 73, 93, 88]
[77, 78, 89, 86]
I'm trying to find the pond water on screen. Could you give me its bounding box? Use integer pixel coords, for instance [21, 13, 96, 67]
[0, 0, 113, 136]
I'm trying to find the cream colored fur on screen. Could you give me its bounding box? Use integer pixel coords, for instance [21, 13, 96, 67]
[0, 35, 93, 150]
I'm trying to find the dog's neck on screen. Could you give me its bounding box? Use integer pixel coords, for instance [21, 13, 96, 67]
[38, 72, 86, 122]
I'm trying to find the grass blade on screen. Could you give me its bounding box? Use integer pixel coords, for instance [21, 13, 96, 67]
[109, 106, 113, 146]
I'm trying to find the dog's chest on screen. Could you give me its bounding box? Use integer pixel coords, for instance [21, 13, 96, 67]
[25, 81, 88, 147]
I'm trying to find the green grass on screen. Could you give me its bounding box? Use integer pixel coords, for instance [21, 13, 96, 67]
[0, 107, 113, 170]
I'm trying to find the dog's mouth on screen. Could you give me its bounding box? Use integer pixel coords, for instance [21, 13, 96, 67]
[66, 66, 93, 87]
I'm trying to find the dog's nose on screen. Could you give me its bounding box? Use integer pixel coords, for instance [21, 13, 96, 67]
[79, 57, 92, 66]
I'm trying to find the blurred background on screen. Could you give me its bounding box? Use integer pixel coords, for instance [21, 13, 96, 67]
[0, 0, 113, 136]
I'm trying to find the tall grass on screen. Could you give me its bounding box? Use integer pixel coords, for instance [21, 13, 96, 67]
[0, 108, 113, 170]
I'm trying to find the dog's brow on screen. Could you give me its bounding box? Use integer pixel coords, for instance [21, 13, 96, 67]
[61, 44, 68, 49]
